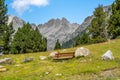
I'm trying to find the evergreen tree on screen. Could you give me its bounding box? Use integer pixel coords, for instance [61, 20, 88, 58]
[41, 37, 47, 51]
[10, 23, 32, 54]
[89, 5, 107, 43]
[31, 27, 42, 52]
[75, 33, 90, 46]
[10, 23, 47, 54]
[54, 40, 61, 50]
[0, 0, 7, 35]
[108, 0, 120, 39]
[3, 22, 14, 54]
[0, 0, 13, 54]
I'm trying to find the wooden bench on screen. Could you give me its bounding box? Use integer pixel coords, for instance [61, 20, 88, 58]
[52, 52, 75, 60]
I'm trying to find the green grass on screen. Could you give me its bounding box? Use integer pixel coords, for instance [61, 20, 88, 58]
[0, 39, 120, 80]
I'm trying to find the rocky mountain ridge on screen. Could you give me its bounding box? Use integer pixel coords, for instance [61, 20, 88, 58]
[7, 5, 111, 50]
[38, 18, 80, 50]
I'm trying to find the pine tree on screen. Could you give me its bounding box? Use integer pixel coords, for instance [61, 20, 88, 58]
[54, 40, 61, 50]
[10, 23, 47, 54]
[0, 0, 13, 54]
[42, 37, 47, 51]
[89, 5, 107, 43]
[108, 0, 120, 39]
[10, 23, 32, 54]
[32, 27, 42, 52]
[0, 0, 7, 37]
[75, 33, 90, 46]
[33, 27, 47, 52]
[3, 22, 14, 54]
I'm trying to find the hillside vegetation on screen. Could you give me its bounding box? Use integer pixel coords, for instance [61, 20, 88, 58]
[0, 39, 120, 80]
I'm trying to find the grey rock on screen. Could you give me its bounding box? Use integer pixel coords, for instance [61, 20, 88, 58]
[49, 51, 58, 58]
[22, 57, 34, 63]
[75, 47, 90, 57]
[102, 50, 114, 60]
[0, 58, 13, 64]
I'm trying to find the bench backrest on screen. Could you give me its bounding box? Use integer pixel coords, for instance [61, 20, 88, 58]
[53, 52, 75, 59]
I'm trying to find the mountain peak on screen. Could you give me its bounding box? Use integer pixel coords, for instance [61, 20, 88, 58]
[61, 17, 69, 24]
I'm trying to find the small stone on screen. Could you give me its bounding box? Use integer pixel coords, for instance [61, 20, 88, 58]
[55, 73, 62, 76]
[45, 72, 49, 75]
[15, 64, 20, 67]
[39, 56, 47, 60]
[0, 65, 7, 72]
[22, 57, 34, 63]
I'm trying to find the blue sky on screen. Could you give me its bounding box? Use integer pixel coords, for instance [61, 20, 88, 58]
[5, 0, 115, 25]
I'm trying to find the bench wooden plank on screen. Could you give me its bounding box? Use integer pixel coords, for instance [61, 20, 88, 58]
[52, 52, 75, 60]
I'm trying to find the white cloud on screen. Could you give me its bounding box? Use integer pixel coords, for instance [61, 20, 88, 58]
[11, 0, 49, 14]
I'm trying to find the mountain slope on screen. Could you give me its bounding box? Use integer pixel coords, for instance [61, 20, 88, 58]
[0, 39, 120, 80]
[63, 5, 111, 48]
[8, 15, 37, 33]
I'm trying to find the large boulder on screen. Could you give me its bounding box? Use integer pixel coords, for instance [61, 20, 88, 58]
[102, 50, 114, 60]
[75, 47, 90, 57]
[0, 58, 13, 64]
[49, 51, 58, 58]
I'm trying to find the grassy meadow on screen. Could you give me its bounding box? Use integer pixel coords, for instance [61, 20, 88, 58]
[0, 39, 120, 80]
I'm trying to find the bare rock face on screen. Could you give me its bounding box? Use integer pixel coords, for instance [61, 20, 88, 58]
[8, 15, 25, 33]
[75, 47, 90, 57]
[8, 15, 36, 33]
[38, 18, 80, 50]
